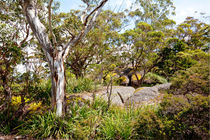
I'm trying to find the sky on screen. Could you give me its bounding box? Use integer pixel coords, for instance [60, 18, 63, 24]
[59, 0, 210, 24]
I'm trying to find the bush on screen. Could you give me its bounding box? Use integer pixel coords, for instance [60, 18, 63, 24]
[144, 72, 168, 85]
[133, 106, 166, 139]
[134, 94, 210, 140]
[66, 77, 95, 93]
[159, 94, 209, 139]
[171, 62, 209, 95]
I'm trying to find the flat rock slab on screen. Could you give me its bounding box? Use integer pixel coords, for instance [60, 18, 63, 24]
[96, 86, 135, 106]
[125, 83, 171, 106]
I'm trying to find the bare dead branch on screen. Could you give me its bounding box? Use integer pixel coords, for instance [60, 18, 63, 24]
[117, 92, 124, 104]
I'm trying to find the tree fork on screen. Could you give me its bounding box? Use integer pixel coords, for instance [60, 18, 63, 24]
[22, 0, 108, 116]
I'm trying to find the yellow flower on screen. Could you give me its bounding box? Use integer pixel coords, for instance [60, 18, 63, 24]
[131, 73, 141, 81]
[28, 102, 42, 112]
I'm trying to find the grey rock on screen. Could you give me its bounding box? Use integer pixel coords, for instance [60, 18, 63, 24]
[154, 83, 172, 90]
[125, 83, 172, 106]
[97, 86, 135, 106]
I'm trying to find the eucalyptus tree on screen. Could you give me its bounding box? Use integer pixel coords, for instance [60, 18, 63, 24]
[20, 0, 108, 116]
[129, 0, 175, 27]
[176, 17, 210, 50]
[155, 17, 210, 78]
[122, 22, 165, 85]
[64, 10, 124, 78]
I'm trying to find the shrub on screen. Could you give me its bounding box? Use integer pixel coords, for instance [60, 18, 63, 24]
[66, 77, 95, 93]
[159, 94, 209, 139]
[133, 94, 209, 139]
[171, 62, 209, 95]
[144, 72, 168, 84]
[133, 106, 166, 139]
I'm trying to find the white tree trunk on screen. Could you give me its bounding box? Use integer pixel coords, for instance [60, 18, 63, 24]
[51, 51, 65, 116]
[22, 0, 108, 116]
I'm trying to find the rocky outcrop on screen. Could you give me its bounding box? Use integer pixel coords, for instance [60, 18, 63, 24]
[66, 83, 171, 108]
[125, 83, 171, 107]
[96, 86, 135, 106]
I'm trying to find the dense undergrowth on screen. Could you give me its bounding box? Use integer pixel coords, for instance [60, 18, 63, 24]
[0, 52, 209, 139]
[0, 93, 209, 140]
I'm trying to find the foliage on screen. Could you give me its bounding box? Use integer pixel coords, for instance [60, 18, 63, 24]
[129, 0, 175, 27]
[145, 72, 168, 84]
[133, 94, 210, 139]
[171, 57, 209, 95]
[17, 112, 74, 139]
[155, 40, 194, 78]
[0, 0, 209, 139]
[63, 10, 123, 78]
[66, 77, 95, 93]
[17, 98, 107, 139]
[159, 94, 209, 139]
[121, 22, 165, 86]
[99, 108, 137, 140]
[1, 93, 209, 139]
[177, 17, 210, 50]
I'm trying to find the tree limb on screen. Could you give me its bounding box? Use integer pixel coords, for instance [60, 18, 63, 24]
[83, 0, 107, 26]
[19, 23, 30, 47]
[62, 0, 108, 59]
[22, 0, 54, 59]
[48, 0, 57, 47]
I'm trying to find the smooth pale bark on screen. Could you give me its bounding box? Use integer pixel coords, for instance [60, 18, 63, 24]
[22, 0, 108, 116]
[50, 49, 65, 116]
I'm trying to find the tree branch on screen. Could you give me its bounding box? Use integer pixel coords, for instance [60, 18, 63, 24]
[62, 0, 108, 59]
[48, 0, 57, 47]
[19, 23, 30, 47]
[84, 0, 108, 26]
[22, 0, 54, 59]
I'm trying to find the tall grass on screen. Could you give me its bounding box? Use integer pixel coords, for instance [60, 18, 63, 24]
[66, 77, 95, 93]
